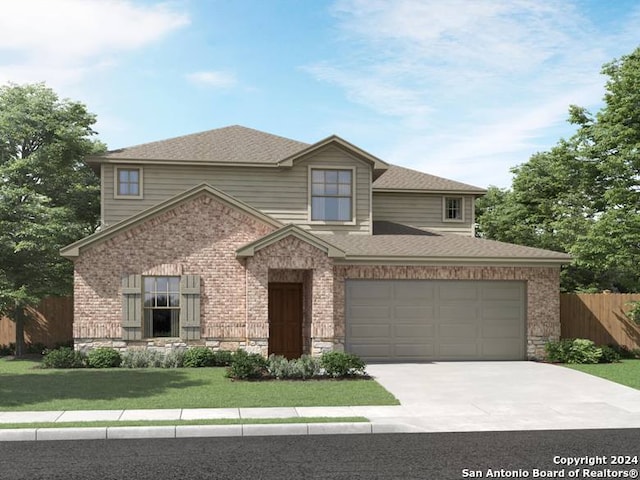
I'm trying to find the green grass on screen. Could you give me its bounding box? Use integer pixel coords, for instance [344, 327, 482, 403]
[0, 417, 368, 430]
[565, 359, 640, 390]
[0, 357, 398, 411]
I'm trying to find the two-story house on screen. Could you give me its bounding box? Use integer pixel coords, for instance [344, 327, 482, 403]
[61, 125, 570, 361]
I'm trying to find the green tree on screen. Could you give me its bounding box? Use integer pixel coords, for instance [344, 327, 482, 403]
[0, 83, 102, 355]
[476, 47, 640, 292]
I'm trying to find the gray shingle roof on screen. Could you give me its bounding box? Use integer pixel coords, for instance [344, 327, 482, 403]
[326, 231, 571, 261]
[373, 165, 486, 193]
[96, 125, 485, 192]
[101, 125, 310, 164]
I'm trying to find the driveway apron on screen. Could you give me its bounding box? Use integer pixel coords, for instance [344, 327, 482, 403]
[364, 361, 640, 432]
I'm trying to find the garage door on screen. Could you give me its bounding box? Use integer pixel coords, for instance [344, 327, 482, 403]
[346, 280, 526, 361]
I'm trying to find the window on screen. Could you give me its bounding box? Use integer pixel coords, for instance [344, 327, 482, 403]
[115, 167, 142, 198]
[143, 276, 180, 337]
[443, 197, 464, 221]
[310, 168, 353, 221]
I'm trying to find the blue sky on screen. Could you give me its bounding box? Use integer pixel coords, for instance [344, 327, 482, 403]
[1, 0, 640, 188]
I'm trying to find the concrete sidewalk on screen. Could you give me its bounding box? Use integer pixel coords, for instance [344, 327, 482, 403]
[0, 406, 419, 442]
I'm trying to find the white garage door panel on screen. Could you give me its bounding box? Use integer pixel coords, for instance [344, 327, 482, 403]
[394, 344, 435, 357]
[351, 344, 391, 357]
[439, 342, 478, 357]
[394, 324, 435, 338]
[350, 305, 391, 320]
[350, 324, 390, 337]
[483, 320, 522, 338]
[395, 283, 434, 299]
[346, 280, 526, 361]
[439, 323, 478, 338]
[394, 305, 434, 319]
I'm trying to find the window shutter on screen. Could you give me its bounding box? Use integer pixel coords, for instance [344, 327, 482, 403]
[121, 274, 142, 340]
[180, 274, 201, 340]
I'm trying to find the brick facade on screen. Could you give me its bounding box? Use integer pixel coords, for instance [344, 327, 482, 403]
[246, 236, 335, 356]
[72, 191, 561, 360]
[73, 193, 274, 350]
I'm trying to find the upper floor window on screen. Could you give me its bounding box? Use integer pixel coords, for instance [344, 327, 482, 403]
[443, 196, 464, 222]
[310, 168, 353, 222]
[115, 167, 143, 199]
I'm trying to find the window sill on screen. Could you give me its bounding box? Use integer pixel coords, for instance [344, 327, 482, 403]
[308, 220, 357, 226]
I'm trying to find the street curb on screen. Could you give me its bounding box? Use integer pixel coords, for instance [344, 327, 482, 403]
[0, 422, 422, 442]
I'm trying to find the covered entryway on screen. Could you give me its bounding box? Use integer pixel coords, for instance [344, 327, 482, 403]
[268, 283, 303, 359]
[346, 280, 526, 361]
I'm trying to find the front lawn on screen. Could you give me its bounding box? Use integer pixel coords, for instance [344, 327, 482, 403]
[565, 359, 640, 390]
[0, 357, 398, 411]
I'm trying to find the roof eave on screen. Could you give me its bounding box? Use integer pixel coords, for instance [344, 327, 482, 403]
[335, 255, 571, 266]
[373, 187, 488, 195]
[87, 157, 283, 168]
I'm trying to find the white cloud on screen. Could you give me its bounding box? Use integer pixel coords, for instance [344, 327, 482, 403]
[307, 0, 640, 187]
[185, 71, 237, 88]
[0, 0, 189, 86]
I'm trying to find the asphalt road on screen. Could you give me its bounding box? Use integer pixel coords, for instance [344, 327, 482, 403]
[2, 429, 640, 480]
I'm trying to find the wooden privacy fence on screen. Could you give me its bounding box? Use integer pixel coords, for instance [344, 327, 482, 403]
[0, 296, 73, 348]
[560, 293, 640, 349]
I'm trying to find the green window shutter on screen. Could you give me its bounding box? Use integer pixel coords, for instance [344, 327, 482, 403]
[180, 274, 201, 340]
[121, 274, 142, 340]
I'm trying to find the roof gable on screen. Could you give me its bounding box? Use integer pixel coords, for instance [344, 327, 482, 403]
[278, 135, 388, 170]
[61, 183, 282, 258]
[236, 224, 346, 258]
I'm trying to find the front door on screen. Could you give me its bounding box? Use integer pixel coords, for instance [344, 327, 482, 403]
[268, 283, 303, 359]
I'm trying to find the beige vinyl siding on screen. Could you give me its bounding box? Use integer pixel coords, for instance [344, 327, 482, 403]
[102, 146, 371, 234]
[372, 192, 474, 236]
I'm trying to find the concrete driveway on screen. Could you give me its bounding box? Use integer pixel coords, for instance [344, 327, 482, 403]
[363, 362, 640, 432]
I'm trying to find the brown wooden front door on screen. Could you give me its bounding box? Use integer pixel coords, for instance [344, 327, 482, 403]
[268, 283, 303, 359]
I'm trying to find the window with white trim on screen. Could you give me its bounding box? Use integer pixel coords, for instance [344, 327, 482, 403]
[115, 167, 142, 198]
[310, 169, 353, 221]
[443, 196, 463, 221]
[143, 276, 180, 337]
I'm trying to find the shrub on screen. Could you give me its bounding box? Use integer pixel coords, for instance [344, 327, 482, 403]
[42, 347, 86, 369]
[162, 349, 186, 368]
[26, 342, 47, 355]
[0, 344, 13, 357]
[626, 301, 640, 325]
[266, 354, 322, 380]
[183, 347, 215, 367]
[545, 338, 602, 364]
[609, 345, 638, 359]
[212, 350, 234, 366]
[599, 345, 621, 363]
[292, 355, 321, 379]
[87, 348, 122, 368]
[545, 339, 573, 363]
[320, 351, 366, 377]
[267, 354, 293, 379]
[121, 349, 164, 368]
[225, 350, 268, 380]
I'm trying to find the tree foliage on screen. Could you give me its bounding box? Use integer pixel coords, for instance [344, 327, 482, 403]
[476, 47, 640, 292]
[0, 83, 103, 354]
